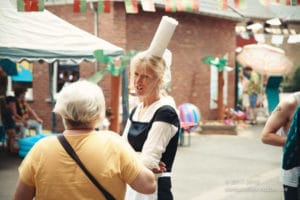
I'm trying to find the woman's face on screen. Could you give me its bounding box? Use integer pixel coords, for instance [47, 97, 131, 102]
[133, 64, 159, 97]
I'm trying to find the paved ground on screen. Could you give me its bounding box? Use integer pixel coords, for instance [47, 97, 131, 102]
[0, 122, 284, 200]
[173, 123, 283, 200]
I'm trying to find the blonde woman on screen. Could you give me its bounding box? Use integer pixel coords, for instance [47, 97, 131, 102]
[122, 51, 180, 200]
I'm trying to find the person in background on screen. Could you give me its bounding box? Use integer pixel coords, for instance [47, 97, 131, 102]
[241, 68, 250, 119]
[261, 91, 300, 200]
[122, 51, 180, 200]
[244, 66, 261, 125]
[0, 65, 8, 125]
[2, 96, 19, 153]
[13, 86, 43, 137]
[0, 65, 7, 108]
[14, 80, 156, 200]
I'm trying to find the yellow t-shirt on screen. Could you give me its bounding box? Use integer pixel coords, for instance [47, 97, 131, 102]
[18, 131, 142, 200]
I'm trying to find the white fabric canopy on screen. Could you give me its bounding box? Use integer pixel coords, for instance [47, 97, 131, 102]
[0, 0, 123, 63]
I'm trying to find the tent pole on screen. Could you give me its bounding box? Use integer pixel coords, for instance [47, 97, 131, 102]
[121, 68, 129, 133]
[49, 62, 57, 133]
[92, 2, 99, 72]
[110, 75, 121, 133]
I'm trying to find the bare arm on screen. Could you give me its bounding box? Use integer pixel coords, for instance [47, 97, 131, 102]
[11, 103, 28, 126]
[14, 179, 35, 200]
[261, 104, 289, 146]
[26, 103, 43, 124]
[129, 167, 156, 194]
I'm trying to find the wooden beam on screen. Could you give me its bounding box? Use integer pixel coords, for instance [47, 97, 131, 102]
[110, 75, 121, 133]
[217, 71, 224, 121]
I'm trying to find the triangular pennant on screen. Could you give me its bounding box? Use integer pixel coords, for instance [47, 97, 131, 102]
[17, 0, 44, 12]
[285, 0, 291, 5]
[141, 0, 156, 12]
[17, 0, 25, 11]
[165, 0, 177, 12]
[181, 0, 199, 12]
[30, 0, 39, 11]
[38, 0, 44, 11]
[124, 0, 139, 14]
[176, 0, 184, 12]
[290, 0, 299, 5]
[98, 0, 111, 13]
[192, 0, 199, 11]
[234, 0, 246, 9]
[73, 0, 86, 13]
[218, 0, 228, 10]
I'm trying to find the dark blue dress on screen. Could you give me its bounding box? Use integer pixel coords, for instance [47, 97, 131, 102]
[127, 105, 179, 200]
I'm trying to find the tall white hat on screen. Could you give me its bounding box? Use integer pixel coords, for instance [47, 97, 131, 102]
[147, 16, 178, 58]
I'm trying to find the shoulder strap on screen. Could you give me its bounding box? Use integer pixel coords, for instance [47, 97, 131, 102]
[129, 107, 137, 121]
[57, 135, 115, 200]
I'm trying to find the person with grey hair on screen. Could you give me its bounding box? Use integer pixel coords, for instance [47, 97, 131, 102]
[14, 80, 156, 200]
[122, 51, 180, 200]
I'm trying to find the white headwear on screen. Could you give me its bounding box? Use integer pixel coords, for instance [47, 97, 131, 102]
[147, 16, 178, 86]
[147, 16, 178, 58]
[162, 49, 172, 85]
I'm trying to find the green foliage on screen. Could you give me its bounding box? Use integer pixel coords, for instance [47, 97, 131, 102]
[201, 56, 227, 72]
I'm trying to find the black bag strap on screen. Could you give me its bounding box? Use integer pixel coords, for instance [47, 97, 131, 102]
[57, 135, 115, 200]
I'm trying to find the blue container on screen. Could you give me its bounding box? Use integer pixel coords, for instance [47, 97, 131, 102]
[18, 134, 47, 158]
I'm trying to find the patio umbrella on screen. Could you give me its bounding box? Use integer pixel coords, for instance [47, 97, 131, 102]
[0, 59, 17, 76]
[236, 44, 293, 75]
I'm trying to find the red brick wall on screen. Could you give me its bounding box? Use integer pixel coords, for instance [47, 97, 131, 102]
[124, 6, 237, 120]
[33, 3, 237, 132]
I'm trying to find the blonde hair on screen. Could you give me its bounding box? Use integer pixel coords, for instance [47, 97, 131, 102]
[53, 80, 105, 129]
[130, 51, 168, 88]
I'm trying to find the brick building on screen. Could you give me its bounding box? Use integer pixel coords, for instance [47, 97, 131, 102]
[27, 1, 299, 133]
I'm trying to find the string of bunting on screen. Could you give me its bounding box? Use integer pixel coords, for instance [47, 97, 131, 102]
[17, 0, 44, 11]
[87, 49, 138, 83]
[17, 0, 299, 13]
[259, 0, 300, 6]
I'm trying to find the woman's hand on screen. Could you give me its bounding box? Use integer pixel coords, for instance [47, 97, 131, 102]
[152, 161, 166, 174]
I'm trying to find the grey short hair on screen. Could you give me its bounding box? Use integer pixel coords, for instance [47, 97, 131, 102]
[53, 80, 105, 128]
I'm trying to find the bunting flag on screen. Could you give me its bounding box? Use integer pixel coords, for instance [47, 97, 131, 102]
[125, 0, 139, 14]
[283, 0, 292, 5]
[260, 0, 299, 5]
[218, 0, 229, 10]
[176, 0, 184, 11]
[259, 0, 271, 5]
[17, 0, 44, 12]
[233, 0, 246, 9]
[73, 0, 86, 13]
[290, 0, 300, 5]
[141, 0, 156, 12]
[98, 0, 110, 13]
[192, 0, 200, 11]
[175, 0, 199, 12]
[165, 0, 177, 12]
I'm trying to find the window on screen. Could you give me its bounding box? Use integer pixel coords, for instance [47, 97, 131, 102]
[7, 61, 33, 100]
[51, 60, 80, 100]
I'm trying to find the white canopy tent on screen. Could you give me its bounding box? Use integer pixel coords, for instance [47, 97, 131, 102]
[0, 0, 123, 63]
[0, 0, 124, 132]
